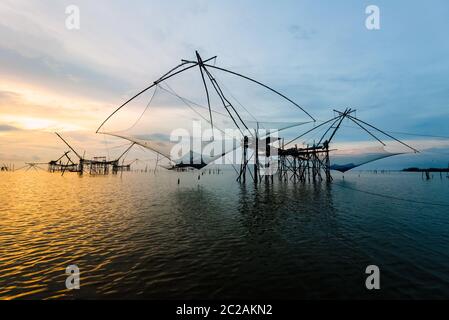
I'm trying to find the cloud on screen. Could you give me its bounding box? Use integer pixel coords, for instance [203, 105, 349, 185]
[0, 88, 102, 132]
[0, 43, 132, 103]
[0, 0, 449, 169]
[288, 25, 316, 40]
[0, 124, 19, 131]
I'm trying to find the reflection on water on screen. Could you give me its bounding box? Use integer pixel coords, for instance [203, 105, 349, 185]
[0, 170, 448, 299]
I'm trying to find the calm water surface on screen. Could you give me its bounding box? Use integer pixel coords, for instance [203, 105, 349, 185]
[0, 170, 448, 299]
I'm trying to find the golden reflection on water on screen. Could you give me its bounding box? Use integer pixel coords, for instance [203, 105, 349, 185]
[0, 171, 147, 299]
[1, 170, 449, 299]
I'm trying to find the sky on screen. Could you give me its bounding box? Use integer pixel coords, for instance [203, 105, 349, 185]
[0, 0, 449, 169]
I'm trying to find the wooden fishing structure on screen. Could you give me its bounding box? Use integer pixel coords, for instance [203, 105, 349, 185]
[48, 151, 78, 173]
[239, 108, 419, 183]
[96, 51, 419, 184]
[5, 51, 423, 181]
[1, 163, 13, 171]
[96, 51, 315, 173]
[54, 132, 136, 175]
[113, 158, 138, 173]
[16, 162, 47, 172]
[276, 108, 354, 183]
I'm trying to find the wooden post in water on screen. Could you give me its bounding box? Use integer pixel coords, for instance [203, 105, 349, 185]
[265, 136, 270, 183]
[243, 136, 248, 183]
[254, 127, 259, 184]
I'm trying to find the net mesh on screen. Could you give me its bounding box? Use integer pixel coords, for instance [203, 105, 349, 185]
[98, 63, 311, 168]
[284, 116, 414, 172]
[330, 146, 401, 172]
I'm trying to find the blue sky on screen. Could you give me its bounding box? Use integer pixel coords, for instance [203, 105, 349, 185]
[0, 0, 448, 168]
